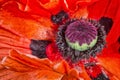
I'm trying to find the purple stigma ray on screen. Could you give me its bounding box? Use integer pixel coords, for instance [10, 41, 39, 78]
[65, 20, 97, 45]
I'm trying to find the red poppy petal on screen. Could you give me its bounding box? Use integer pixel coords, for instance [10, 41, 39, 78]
[104, 0, 119, 20]
[1, 56, 34, 72]
[46, 43, 63, 61]
[0, 68, 63, 80]
[0, 0, 9, 5]
[0, 10, 53, 58]
[88, 0, 120, 52]
[0, 25, 31, 51]
[8, 50, 53, 69]
[17, 0, 51, 17]
[65, 0, 98, 11]
[0, 10, 31, 57]
[53, 60, 70, 74]
[70, 7, 88, 18]
[88, 0, 120, 20]
[38, 0, 62, 14]
[0, 9, 54, 40]
[88, 0, 110, 20]
[61, 69, 80, 80]
[18, 0, 64, 16]
[0, 58, 63, 80]
[79, 65, 91, 80]
[106, 6, 120, 45]
[1, 50, 88, 79]
[98, 53, 120, 79]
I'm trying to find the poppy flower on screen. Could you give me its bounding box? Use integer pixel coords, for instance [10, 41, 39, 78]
[0, 0, 120, 80]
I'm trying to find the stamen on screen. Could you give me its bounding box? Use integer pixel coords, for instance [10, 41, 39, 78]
[56, 18, 106, 62]
[51, 10, 69, 24]
[99, 17, 113, 34]
[30, 39, 51, 58]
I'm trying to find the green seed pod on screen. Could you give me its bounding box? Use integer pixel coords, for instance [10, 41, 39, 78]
[65, 20, 98, 51]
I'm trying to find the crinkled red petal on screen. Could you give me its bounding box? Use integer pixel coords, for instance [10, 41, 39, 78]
[46, 43, 63, 61]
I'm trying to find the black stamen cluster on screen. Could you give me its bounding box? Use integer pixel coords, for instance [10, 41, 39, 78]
[99, 17, 113, 34]
[56, 18, 106, 62]
[30, 39, 51, 58]
[51, 10, 69, 24]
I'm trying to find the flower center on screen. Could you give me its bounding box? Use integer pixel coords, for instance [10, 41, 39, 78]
[65, 20, 98, 51]
[56, 18, 106, 62]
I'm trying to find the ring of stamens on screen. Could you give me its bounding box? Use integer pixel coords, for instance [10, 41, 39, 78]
[56, 18, 106, 62]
